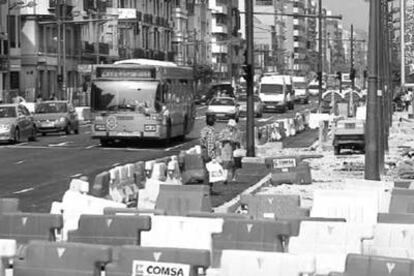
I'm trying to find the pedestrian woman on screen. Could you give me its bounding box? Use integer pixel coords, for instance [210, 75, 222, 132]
[200, 114, 219, 194]
[218, 119, 241, 183]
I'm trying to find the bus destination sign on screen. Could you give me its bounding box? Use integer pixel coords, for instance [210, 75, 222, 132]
[97, 68, 156, 79]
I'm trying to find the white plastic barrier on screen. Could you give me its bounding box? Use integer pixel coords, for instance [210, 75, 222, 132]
[343, 179, 393, 213]
[141, 215, 223, 251]
[308, 113, 333, 129]
[311, 189, 379, 224]
[363, 223, 414, 259]
[210, 250, 315, 276]
[356, 106, 366, 121]
[0, 239, 16, 276]
[288, 221, 374, 275]
[50, 190, 126, 240]
[75, 107, 91, 122]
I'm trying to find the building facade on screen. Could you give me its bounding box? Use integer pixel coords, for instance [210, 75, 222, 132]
[209, 0, 241, 82]
[0, 0, 176, 103]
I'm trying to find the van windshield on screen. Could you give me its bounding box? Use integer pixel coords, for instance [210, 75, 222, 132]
[294, 82, 307, 89]
[260, 84, 283, 94]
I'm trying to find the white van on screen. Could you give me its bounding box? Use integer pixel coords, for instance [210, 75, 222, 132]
[259, 75, 292, 113]
[292, 76, 309, 104]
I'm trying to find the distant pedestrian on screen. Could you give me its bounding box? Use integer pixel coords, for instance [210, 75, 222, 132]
[218, 119, 242, 183]
[200, 114, 218, 194]
[403, 91, 412, 111]
[36, 95, 43, 104]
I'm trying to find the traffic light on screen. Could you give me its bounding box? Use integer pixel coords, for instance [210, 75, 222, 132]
[363, 69, 368, 79]
[336, 71, 342, 80]
[317, 71, 323, 82]
[241, 49, 252, 82]
[350, 68, 356, 80]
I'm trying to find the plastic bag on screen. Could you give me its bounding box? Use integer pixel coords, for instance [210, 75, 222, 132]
[233, 148, 247, 158]
[206, 160, 226, 183]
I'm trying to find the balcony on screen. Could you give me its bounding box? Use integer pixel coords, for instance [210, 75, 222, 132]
[212, 44, 228, 54]
[212, 24, 228, 34]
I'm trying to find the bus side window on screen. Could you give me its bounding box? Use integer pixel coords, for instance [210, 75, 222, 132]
[155, 84, 164, 112]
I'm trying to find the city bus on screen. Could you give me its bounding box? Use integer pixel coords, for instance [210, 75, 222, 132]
[90, 59, 196, 146]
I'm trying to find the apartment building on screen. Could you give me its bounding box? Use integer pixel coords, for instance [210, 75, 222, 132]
[0, 0, 175, 102]
[284, 0, 308, 75]
[209, 0, 241, 81]
[305, 0, 318, 74]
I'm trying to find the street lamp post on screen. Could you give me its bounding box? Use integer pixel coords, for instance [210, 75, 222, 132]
[365, 0, 380, 180]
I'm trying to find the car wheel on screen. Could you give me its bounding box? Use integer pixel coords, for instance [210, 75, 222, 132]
[100, 139, 112, 147]
[164, 119, 172, 146]
[13, 129, 20, 144]
[28, 126, 37, 142]
[65, 124, 71, 135]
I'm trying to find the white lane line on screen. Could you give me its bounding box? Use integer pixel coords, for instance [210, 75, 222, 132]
[70, 173, 82, 178]
[85, 145, 98, 149]
[14, 160, 25, 165]
[5, 145, 73, 150]
[196, 115, 206, 120]
[13, 187, 35, 194]
[48, 142, 70, 147]
[165, 142, 190, 151]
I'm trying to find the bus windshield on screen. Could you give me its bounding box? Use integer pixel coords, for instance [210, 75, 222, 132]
[91, 81, 159, 112]
[260, 84, 283, 94]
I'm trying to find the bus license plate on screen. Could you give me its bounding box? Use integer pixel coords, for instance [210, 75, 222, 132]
[144, 124, 157, 132]
[273, 158, 296, 169]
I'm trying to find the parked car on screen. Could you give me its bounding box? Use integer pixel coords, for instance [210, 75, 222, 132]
[333, 119, 365, 155]
[206, 97, 239, 122]
[236, 94, 263, 118]
[0, 104, 37, 143]
[292, 76, 310, 104]
[34, 101, 79, 136]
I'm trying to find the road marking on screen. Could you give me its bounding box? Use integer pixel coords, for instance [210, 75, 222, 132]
[48, 142, 70, 147]
[14, 160, 25, 165]
[258, 116, 274, 122]
[85, 145, 98, 149]
[70, 173, 82, 178]
[196, 115, 206, 120]
[166, 141, 190, 151]
[13, 187, 35, 194]
[84, 131, 91, 135]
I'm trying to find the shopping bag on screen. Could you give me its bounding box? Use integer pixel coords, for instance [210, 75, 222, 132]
[206, 160, 226, 183]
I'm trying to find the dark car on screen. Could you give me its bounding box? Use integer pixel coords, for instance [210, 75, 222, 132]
[34, 101, 79, 136]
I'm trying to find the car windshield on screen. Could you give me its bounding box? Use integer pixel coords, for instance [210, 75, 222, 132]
[294, 82, 307, 89]
[210, 98, 235, 106]
[308, 85, 319, 90]
[35, 102, 67, 113]
[260, 84, 283, 94]
[91, 81, 159, 112]
[0, 106, 16, 118]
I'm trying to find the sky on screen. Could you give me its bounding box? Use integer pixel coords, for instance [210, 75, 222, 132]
[324, 0, 369, 34]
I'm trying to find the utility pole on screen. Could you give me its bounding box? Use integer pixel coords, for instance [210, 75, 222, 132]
[96, 10, 100, 64]
[56, 0, 63, 99]
[62, 3, 67, 100]
[377, 0, 385, 174]
[245, 0, 255, 157]
[350, 24, 354, 117]
[5, 0, 11, 103]
[365, 0, 380, 180]
[317, 0, 323, 111]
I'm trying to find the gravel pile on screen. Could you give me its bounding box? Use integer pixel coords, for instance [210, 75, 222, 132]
[253, 112, 414, 208]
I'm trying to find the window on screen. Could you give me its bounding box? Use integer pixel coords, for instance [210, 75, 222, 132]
[10, 72, 19, 90]
[255, 0, 273, 5]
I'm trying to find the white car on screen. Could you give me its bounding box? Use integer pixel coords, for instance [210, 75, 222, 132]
[206, 97, 239, 122]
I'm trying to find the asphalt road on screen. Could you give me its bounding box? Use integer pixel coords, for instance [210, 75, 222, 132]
[0, 99, 319, 212]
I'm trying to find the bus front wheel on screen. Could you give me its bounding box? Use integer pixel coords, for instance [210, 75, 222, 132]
[165, 120, 172, 145]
